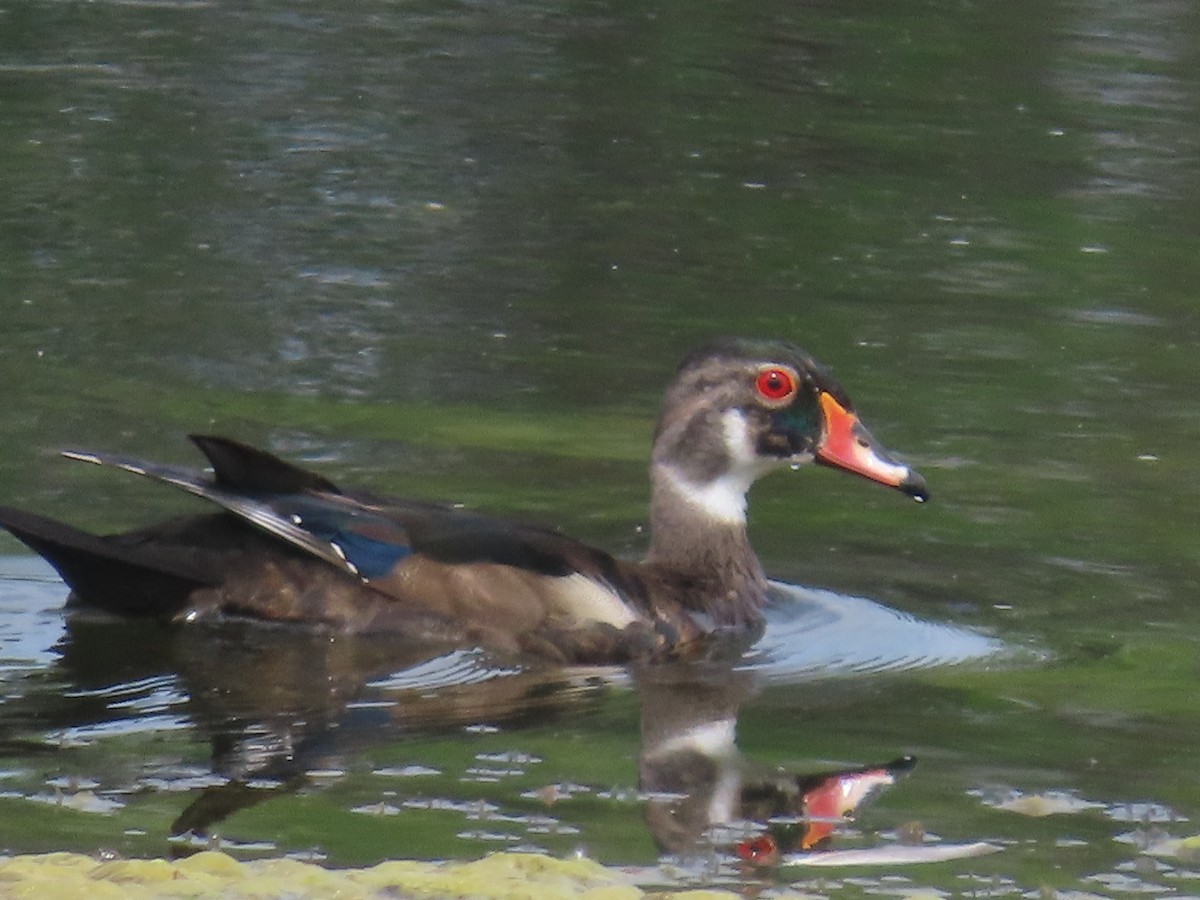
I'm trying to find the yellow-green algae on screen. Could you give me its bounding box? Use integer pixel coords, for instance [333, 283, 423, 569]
[0, 850, 759, 900]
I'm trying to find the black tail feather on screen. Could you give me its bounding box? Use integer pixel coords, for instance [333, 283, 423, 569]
[0, 506, 216, 616]
[189, 435, 341, 495]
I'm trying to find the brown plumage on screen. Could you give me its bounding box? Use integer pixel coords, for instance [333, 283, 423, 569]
[0, 339, 927, 664]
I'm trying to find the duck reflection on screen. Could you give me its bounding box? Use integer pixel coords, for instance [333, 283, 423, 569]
[34, 612, 911, 860]
[636, 664, 912, 862]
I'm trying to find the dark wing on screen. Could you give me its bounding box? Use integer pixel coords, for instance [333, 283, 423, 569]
[381, 503, 602, 576]
[63, 437, 629, 590]
[62, 447, 364, 575]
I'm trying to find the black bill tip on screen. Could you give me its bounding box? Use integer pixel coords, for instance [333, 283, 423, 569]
[899, 470, 929, 503]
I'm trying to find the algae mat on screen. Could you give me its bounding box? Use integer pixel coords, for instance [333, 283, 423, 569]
[0, 850, 750, 900]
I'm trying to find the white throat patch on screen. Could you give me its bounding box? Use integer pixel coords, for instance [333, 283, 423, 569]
[660, 409, 776, 525]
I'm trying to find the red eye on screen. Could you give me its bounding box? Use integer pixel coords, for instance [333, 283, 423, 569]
[755, 367, 796, 403]
[735, 835, 777, 863]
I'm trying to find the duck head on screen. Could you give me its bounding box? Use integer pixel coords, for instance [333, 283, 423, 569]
[651, 339, 927, 525]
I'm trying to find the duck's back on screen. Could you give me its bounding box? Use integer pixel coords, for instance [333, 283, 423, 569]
[0, 437, 679, 662]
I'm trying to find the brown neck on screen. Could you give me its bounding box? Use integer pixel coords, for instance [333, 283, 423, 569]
[644, 467, 770, 624]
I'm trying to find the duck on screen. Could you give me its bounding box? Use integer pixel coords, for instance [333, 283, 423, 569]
[0, 338, 927, 664]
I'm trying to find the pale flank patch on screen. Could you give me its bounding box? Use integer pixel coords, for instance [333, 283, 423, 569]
[549, 573, 639, 628]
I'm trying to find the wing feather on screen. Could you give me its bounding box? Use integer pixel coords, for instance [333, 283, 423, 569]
[62, 449, 358, 574]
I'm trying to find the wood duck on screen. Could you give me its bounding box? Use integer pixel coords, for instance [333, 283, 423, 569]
[0, 338, 927, 664]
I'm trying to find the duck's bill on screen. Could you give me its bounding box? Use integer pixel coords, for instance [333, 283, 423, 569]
[814, 393, 929, 502]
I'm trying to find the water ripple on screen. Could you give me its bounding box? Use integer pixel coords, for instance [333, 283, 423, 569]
[742, 582, 1009, 682]
[367, 648, 523, 692]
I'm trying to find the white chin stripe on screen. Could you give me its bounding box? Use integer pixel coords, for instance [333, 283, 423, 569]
[660, 410, 776, 524]
[654, 717, 738, 758]
[663, 467, 751, 524]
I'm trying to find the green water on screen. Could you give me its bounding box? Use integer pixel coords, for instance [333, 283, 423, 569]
[2, 0, 1200, 894]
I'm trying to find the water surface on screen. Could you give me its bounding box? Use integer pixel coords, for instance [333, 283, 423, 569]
[2, 0, 1200, 896]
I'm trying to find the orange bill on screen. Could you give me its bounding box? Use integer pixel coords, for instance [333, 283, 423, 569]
[815, 393, 928, 501]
